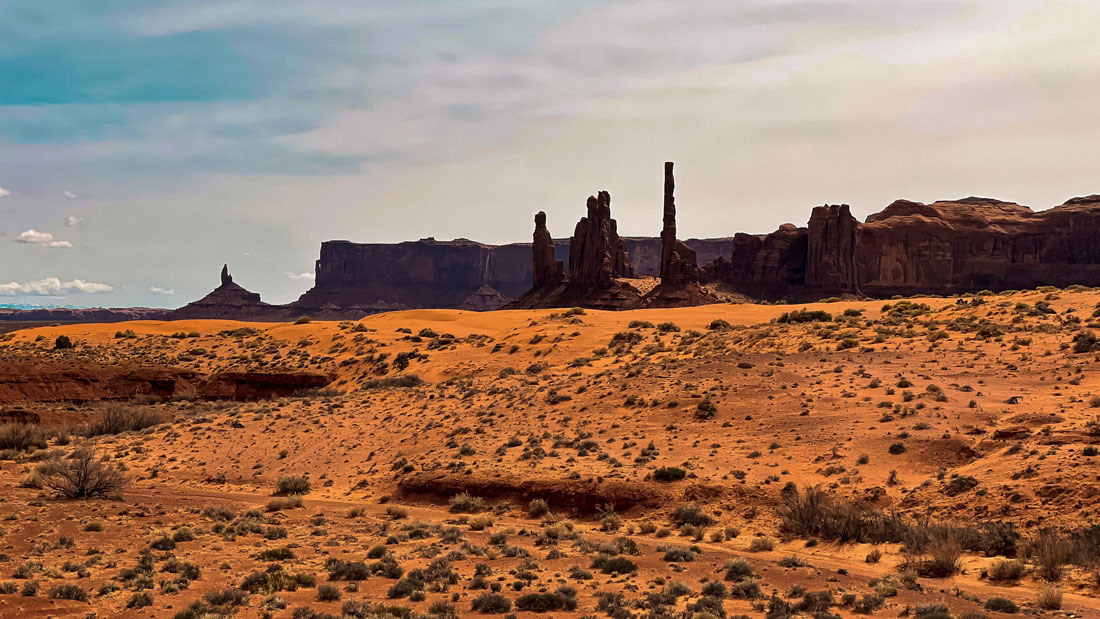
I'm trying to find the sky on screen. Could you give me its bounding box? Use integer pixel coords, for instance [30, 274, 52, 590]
[2, 0, 1100, 307]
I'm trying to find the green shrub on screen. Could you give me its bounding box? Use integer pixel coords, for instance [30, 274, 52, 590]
[653, 467, 686, 482]
[275, 476, 311, 496]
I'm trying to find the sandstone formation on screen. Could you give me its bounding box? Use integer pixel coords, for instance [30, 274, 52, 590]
[0, 358, 332, 404]
[531, 211, 564, 288]
[507, 191, 643, 310]
[641, 163, 720, 308]
[711, 195, 1100, 299]
[170, 265, 273, 320]
[568, 192, 634, 286]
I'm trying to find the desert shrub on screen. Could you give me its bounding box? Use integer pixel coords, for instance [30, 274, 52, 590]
[514, 588, 577, 611]
[653, 467, 686, 482]
[908, 536, 961, 577]
[1037, 586, 1062, 610]
[470, 593, 512, 613]
[295, 316, 312, 325]
[724, 560, 754, 581]
[54, 335, 75, 350]
[591, 554, 637, 574]
[127, 591, 155, 609]
[82, 405, 164, 437]
[660, 546, 696, 562]
[275, 476, 311, 496]
[326, 560, 371, 581]
[267, 496, 304, 511]
[748, 536, 775, 552]
[448, 492, 486, 513]
[776, 309, 831, 324]
[258, 547, 296, 561]
[728, 579, 762, 599]
[36, 448, 127, 499]
[708, 319, 732, 330]
[1073, 330, 1100, 353]
[657, 322, 680, 333]
[0, 423, 48, 452]
[983, 597, 1018, 613]
[987, 559, 1025, 581]
[527, 498, 549, 517]
[1029, 529, 1071, 581]
[48, 583, 88, 601]
[695, 398, 717, 419]
[672, 504, 715, 526]
[317, 584, 341, 601]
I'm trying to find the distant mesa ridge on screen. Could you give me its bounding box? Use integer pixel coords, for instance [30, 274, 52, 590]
[5, 165, 1100, 323]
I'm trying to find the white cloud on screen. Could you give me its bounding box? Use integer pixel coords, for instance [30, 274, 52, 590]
[64, 215, 85, 227]
[63, 190, 78, 199]
[0, 278, 113, 296]
[284, 272, 315, 280]
[14, 229, 73, 248]
[0, 187, 10, 198]
[148, 286, 176, 295]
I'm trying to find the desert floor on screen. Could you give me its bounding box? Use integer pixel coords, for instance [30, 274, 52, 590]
[1, 289, 1099, 618]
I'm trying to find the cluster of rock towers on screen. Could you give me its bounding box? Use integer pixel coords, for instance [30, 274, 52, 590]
[512, 162, 716, 310]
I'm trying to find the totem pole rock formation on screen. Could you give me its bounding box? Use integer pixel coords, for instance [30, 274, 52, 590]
[658, 162, 701, 285]
[532, 211, 564, 288]
[640, 162, 720, 308]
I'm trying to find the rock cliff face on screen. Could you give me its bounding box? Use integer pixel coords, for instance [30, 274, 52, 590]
[711, 195, 1100, 299]
[0, 359, 332, 404]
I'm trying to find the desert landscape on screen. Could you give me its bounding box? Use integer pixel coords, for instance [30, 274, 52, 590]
[3, 287, 1100, 618]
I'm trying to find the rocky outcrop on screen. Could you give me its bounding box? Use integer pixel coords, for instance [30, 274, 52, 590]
[568, 192, 634, 286]
[201, 371, 333, 401]
[806, 204, 859, 294]
[641, 162, 720, 308]
[170, 265, 273, 320]
[658, 162, 699, 285]
[507, 191, 642, 310]
[0, 359, 333, 404]
[710, 195, 1100, 299]
[0, 360, 203, 404]
[532, 211, 564, 288]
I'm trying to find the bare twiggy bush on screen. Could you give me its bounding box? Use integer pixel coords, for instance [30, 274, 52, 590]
[36, 448, 127, 499]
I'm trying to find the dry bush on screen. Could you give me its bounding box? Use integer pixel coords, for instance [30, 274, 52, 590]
[0, 423, 48, 452]
[1030, 529, 1072, 581]
[36, 448, 127, 499]
[81, 405, 164, 437]
[1037, 586, 1062, 610]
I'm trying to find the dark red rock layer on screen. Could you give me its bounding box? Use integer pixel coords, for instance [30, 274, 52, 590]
[0, 359, 332, 404]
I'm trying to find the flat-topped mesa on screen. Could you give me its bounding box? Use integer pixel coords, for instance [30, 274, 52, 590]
[569, 191, 634, 287]
[532, 211, 564, 288]
[658, 162, 700, 285]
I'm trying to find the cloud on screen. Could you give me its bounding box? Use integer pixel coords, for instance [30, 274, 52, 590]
[148, 286, 176, 295]
[14, 229, 73, 247]
[0, 186, 9, 198]
[64, 215, 84, 227]
[0, 278, 113, 296]
[63, 190, 77, 198]
[284, 272, 315, 280]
